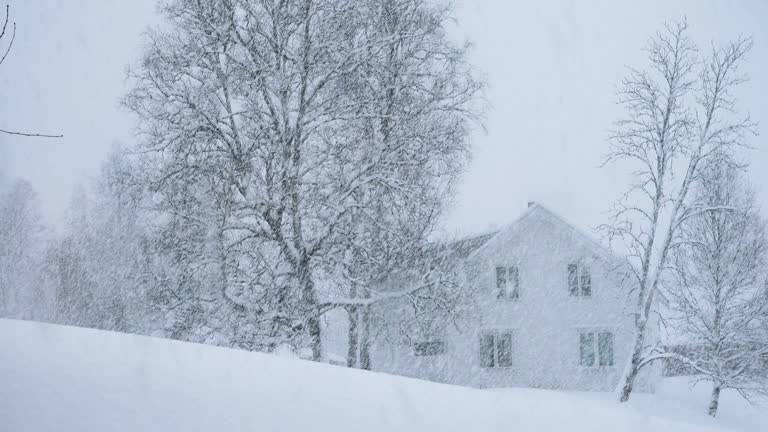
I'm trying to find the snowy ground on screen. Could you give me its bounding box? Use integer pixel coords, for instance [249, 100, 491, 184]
[1, 319, 765, 432]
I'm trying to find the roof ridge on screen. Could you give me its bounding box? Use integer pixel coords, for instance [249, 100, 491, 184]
[463, 203, 542, 260]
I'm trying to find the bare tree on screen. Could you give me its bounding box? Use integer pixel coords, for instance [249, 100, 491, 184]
[665, 166, 768, 416]
[602, 20, 756, 402]
[37, 148, 158, 333]
[0, 179, 46, 319]
[124, 0, 481, 360]
[311, 0, 482, 368]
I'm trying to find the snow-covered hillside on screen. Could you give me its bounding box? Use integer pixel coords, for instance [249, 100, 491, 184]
[1, 319, 765, 432]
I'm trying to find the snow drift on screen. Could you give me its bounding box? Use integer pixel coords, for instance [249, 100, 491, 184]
[0, 319, 764, 432]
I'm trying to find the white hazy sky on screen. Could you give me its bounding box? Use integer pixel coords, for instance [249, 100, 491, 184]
[1, 0, 767, 237]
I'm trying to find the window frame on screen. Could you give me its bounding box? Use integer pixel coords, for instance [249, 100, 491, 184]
[479, 330, 515, 368]
[495, 265, 520, 300]
[413, 341, 445, 357]
[568, 263, 592, 298]
[577, 329, 615, 368]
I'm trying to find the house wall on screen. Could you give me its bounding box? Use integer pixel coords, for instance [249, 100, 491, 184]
[369, 206, 660, 392]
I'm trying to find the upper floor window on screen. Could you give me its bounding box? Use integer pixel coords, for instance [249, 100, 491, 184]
[568, 263, 591, 297]
[414, 341, 445, 356]
[479, 331, 513, 368]
[496, 266, 520, 300]
[579, 331, 614, 367]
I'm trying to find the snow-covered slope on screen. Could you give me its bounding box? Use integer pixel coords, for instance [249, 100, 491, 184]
[0, 319, 764, 432]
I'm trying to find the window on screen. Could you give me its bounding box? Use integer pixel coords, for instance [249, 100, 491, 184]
[496, 266, 520, 300]
[414, 341, 445, 356]
[479, 331, 513, 367]
[568, 263, 591, 297]
[579, 331, 614, 367]
[579, 332, 595, 366]
[598, 332, 614, 366]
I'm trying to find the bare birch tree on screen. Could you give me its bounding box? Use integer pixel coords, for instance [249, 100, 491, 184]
[666, 166, 768, 416]
[314, 0, 482, 368]
[602, 20, 756, 402]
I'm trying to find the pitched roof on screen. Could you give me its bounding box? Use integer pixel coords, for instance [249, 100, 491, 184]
[444, 231, 498, 260]
[451, 202, 616, 263]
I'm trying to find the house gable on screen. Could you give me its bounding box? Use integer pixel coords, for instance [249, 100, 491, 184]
[464, 204, 629, 304]
[467, 203, 619, 266]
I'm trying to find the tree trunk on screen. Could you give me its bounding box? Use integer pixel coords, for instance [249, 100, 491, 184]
[619, 350, 641, 402]
[307, 313, 322, 361]
[347, 305, 359, 368]
[708, 383, 721, 417]
[619, 282, 658, 402]
[619, 323, 647, 402]
[360, 303, 371, 370]
[298, 259, 323, 362]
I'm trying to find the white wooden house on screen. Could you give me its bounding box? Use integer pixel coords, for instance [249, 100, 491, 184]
[324, 202, 662, 392]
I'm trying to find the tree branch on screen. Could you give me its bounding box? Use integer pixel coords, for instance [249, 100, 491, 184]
[0, 128, 63, 138]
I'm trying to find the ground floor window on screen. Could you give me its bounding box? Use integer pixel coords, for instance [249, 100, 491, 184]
[579, 331, 614, 367]
[479, 331, 513, 368]
[414, 341, 445, 356]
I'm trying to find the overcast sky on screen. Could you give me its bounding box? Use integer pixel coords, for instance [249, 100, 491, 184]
[1, 0, 767, 238]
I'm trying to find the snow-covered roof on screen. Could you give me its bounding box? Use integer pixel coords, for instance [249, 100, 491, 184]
[459, 202, 614, 262]
[442, 231, 498, 260]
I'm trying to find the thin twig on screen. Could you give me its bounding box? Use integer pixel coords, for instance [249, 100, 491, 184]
[0, 4, 16, 66]
[0, 128, 63, 138]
